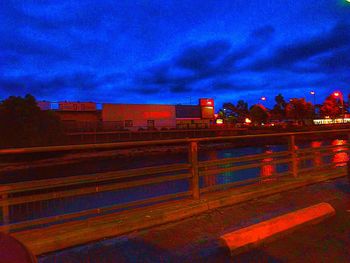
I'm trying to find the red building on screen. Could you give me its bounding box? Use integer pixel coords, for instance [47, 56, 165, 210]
[38, 99, 215, 131]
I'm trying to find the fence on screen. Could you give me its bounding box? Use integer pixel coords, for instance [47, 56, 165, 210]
[0, 129, 349, 234]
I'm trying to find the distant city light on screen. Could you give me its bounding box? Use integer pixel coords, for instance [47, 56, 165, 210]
[314, 118, 350, 125]
[261, 97, 266, 101]
[245, 118, 252, 124]
[310, 91, 315, 95]
[216, 119, 223, 124]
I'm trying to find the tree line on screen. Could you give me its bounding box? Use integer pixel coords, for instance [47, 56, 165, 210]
[0, 94, 64, 148]
[218, 93, 350, 125]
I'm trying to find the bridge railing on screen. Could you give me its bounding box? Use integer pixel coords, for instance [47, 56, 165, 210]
[0, 129, 349, 233]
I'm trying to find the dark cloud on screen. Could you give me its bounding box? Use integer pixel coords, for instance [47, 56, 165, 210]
[250, 22, 350, 71]
[134, 25, 277, 96]
[0, 36, 71, 61]
[211, 81, 264, 92]
[0, 73, 94, 96]
[175, 40, 231, 71]
[0, 72, 128, 100]
[250, 25, 275, 41]
[315, 47, 350, 72]
[169, 85, 192, 93]
[132, 87, 161, 95]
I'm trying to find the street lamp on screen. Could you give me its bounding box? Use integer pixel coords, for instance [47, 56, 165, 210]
[310, 91, 316, 117]
[310, 91, 316, 105]
[333, 91, 344, 120]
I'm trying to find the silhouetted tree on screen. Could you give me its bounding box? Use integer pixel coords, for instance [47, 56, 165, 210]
[249, 104, 269, 125]
[235, 100, 249, 122]
[286, 98, 313, 124]
[221, 100, 249, 123]
[320, 95, 341, 118]
[221, 102, 236, 123]
[0, 94, 64, 148]
[270, 94, 286, 120]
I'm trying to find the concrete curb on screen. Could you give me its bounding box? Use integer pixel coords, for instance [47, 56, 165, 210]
[220, 202, 335, 256]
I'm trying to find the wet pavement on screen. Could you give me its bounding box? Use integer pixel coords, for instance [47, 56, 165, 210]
[39, 176, 350, 263]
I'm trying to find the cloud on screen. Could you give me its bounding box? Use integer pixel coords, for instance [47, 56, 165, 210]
[0, 36, 71, 61]
[249, 22, 350, 71]
[0, 72, 128, 100]
[132, 87, 161, 95]
[135, 26, 277, 95]
[314, 46, 350, 72]
[250, 25, 275, 42]
[175, 40, 231, 71]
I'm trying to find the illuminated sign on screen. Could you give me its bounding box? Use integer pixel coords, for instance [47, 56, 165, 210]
[143, 111, 171, 119]
[199, 98, 214, 107]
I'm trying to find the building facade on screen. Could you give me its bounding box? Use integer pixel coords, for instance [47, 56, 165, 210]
[37, 98, 215, 131]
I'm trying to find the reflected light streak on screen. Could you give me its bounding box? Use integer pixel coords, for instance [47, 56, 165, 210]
[311, 141, 323, 167]
[332, 139, 349, 167]
[261, 150, 276, 182]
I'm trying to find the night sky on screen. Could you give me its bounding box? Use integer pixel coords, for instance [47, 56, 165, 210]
[1, 0, 350, 109]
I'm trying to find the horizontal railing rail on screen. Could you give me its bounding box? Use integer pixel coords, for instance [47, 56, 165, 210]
[0, 163, 191, 194]
[0, 128, 349, 155]
[0, 129, 348, 234]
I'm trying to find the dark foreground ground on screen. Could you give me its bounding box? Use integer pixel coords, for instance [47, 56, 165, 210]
[40, 177, 350, 263]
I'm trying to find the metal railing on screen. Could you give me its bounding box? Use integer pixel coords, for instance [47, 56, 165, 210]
[0, 129, 349, 233]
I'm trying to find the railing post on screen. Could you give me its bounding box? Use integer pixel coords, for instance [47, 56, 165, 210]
[348, 134, 350, 184]
[1, 188, 10, 233]
[288, 135, 298, 177]
[347, 156, 350, 184]
[189, 141, 200, 199]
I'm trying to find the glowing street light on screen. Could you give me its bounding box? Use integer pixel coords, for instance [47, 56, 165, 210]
[261, 96, 266, 101]
[333, 91, 344, 118]
[310, 91, 316, 105]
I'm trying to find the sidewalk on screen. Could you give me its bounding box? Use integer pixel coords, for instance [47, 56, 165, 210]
[38, 174, 350, 262]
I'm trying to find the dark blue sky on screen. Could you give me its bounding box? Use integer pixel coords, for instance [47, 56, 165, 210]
[1, 0, 350, 108]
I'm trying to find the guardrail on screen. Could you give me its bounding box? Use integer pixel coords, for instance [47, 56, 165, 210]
[0, 129, 349, 233]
